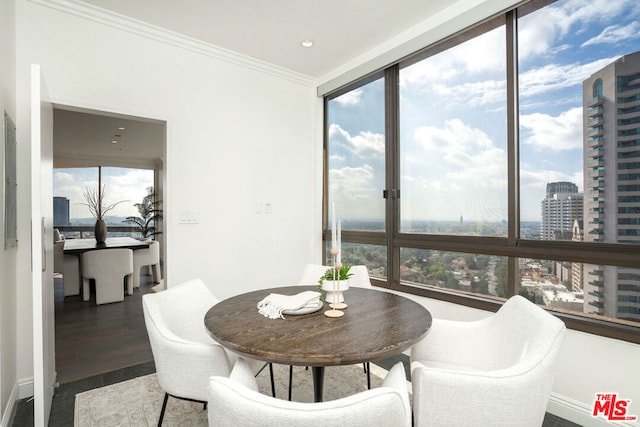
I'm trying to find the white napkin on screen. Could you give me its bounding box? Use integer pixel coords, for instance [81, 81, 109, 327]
[257, 290, 321, 319]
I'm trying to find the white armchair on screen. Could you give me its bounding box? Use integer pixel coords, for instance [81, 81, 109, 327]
[142, 278, 273, 425]
[348, 265, 372, 288]
[410, 295, 566, 427]
[208, 359, 412, 427]
[132, 240, 161, 288]
[298, 263, 332, 285]
[81, 249, 133, 304]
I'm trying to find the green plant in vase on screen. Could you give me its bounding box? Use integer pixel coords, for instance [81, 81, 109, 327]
[317, 264, 353, 300]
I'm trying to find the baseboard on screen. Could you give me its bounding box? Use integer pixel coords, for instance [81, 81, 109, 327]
[0, 382, 19, 427]
[17, 376, 34, 400]
[548, 392, 640, 427]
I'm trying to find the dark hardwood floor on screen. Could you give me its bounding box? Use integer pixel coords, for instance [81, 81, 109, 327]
[54, 271, 156, 384]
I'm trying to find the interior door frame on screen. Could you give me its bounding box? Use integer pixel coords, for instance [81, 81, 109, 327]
[30, 63, 55, 426]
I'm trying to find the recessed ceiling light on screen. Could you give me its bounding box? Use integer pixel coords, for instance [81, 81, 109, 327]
[111, 140, 118, 144]
[301, 40, 314, 48]
[117, 126, 125, 131]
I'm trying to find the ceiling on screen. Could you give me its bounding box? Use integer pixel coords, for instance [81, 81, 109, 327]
[79, 0, 454, 78]
[53, 107, 165, 169]
[54, 0, 454, 167]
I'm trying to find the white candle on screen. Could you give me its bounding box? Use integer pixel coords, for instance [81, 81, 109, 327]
[337, 220, 342, 264]
[331, 201, 336, 250]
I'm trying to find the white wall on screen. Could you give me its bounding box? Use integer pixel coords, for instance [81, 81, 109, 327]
[14, 0, 321, 396]
[0, 0, 18, 423]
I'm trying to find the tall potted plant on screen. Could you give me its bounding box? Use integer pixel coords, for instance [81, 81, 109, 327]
[123, 186, 163, 240]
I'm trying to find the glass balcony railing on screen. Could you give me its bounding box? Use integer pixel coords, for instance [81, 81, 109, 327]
[587, 95, 604, 106]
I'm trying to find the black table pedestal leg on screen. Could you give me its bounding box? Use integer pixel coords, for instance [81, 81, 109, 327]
[311, 366, 325, 402]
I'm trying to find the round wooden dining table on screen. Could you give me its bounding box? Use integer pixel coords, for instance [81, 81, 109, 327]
[204, 285, 432, 402]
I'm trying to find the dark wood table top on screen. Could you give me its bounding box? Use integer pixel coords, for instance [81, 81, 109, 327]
[63, 237, 150, 255]
[204, 285, 432, 367]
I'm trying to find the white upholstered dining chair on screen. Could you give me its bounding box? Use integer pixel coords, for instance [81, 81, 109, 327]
[81, 248, 133, 304]
[132, 240, 161, 288]
[53, 231, 81, 297]
[208, 358, 412, 427]
[410, 295, 566, 427]
[142, 278, 274, 426]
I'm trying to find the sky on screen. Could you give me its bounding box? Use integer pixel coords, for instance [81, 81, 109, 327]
[327, 0, 640, 224]
[53, 167, 154, 220]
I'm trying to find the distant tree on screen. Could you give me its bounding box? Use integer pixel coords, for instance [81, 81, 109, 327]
[123, 186, 162, 239]
[495, 257, 509, 298]
[472, 276, 489, 294]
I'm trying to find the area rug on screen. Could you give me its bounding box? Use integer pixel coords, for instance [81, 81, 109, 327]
[74, 362, 407, 426]
[151, 279, 165, 293]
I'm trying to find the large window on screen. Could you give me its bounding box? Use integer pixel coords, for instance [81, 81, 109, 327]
[326, 77, 385, 231]
[53, 166, 154, 237]
[325, 0, 640, 343]
[399, 20, 508, 237]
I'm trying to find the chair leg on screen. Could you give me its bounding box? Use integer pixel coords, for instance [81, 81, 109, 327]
[269, 363, 276, 398]
[158, 392, 169, 427]
[366, 362, 371, 389]
[288, 365, 294, 401]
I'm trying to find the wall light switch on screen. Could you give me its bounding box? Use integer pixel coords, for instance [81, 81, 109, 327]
[179, 209, 199, 224]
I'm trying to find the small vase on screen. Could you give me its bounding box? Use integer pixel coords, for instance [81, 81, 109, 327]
[321, 279, 349, 303]
[94, 219, 107, 243]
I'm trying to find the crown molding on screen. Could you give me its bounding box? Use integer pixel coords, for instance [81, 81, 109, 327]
[28, 0, 317, 87]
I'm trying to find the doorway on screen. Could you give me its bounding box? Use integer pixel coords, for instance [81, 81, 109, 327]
[51, 106, 166, 384]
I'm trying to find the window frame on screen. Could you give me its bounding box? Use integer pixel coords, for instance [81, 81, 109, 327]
[323, 0, 640, 344]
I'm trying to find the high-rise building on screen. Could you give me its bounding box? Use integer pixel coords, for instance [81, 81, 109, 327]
[582, 51, 640, 322]
[545, 181, 578, 198]
[571, 220, 584, 293]
[540, 182, 583, 241]
[53, 196, 70, 226]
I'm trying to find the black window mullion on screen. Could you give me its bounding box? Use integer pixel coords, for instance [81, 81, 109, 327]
[506, 9, 520, 297]
[385, 65, 400, 286]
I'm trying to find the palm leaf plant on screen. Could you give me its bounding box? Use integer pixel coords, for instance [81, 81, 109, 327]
[123, 186, 163, 239]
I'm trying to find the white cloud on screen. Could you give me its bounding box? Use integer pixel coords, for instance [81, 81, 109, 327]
[432, 79, 506, 107]
[104, 169, 154, 217]
[582, 22, 640, 47]
[520, 107, 582, 151]
[328, 123, 384, 159]
[400, 26, 505, 89]
[519, 57, 618, 98]
[518, 0, 635, 62]
[407, 119, 508, 222]
[53, 171, 74, 183]
[332, 88, 363, 107]
[329, 165, 384, 219]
